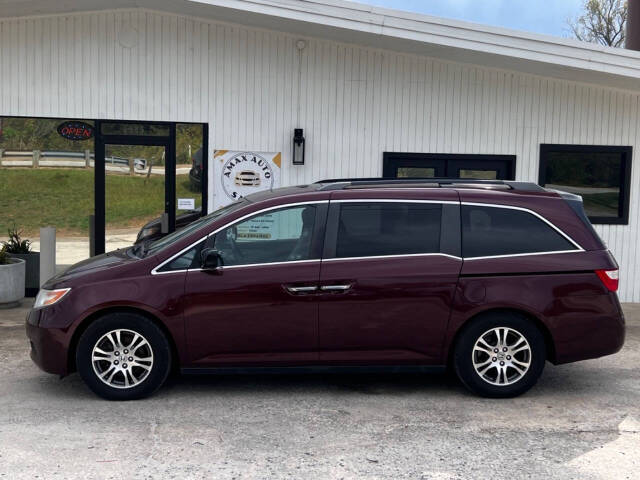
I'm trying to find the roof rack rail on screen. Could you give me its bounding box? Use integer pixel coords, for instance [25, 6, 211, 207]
[314, 178, 546, 192]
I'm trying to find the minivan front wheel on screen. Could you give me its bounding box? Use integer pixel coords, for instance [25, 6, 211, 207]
[454, 312, 546, 398]
[76, 313, 171, 400]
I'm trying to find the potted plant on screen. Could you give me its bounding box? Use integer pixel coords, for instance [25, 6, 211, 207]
[0, 245, 25, 307]
[3, 226, 40, 296]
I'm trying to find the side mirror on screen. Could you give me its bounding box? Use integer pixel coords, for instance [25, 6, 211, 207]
[200, 248, 223, 270]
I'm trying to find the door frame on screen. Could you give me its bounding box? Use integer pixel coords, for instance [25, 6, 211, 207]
[94, 120, 176, 255]
[317, 195, 463, 363]
[383, 152, 516, 180]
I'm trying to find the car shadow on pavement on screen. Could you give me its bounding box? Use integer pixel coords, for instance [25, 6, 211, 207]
[36, 370, 466, 400]
[31, 361, 625, 402]
[163, 371, 464, 397]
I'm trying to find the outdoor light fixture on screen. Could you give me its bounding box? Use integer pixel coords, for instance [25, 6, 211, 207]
[293, 128, 305, 165]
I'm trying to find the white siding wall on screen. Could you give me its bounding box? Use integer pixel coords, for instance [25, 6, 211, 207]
[1, 9, 640, 300]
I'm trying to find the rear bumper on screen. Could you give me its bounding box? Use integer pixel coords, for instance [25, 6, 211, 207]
[25, 309, 70, 376]
[552, 293, 625, 365]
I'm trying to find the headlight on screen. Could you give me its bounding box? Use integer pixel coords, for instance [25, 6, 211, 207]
[33, 288, 71, 309]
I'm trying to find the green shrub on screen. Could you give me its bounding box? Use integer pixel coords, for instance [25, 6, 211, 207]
[2, 226, 32, 254]
[0, 245, 9, 265]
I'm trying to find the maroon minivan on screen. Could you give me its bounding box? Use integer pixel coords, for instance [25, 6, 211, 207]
[26, 179, 625, 400]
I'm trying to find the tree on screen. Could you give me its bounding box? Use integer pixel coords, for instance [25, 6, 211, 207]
[569, 0, 627, 47]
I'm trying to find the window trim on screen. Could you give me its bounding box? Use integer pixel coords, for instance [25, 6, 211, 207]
[460, 202, 584, 260]
[155, 238, 207, 273]
[323, 199, 457, 261]
[322, 199, 583, 262]
[151, 200, 329, 275]
[322, 252, 462, 262]
[538, 144, 632, 225]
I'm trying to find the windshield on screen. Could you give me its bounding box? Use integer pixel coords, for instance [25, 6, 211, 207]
[142, 199, 249, 257]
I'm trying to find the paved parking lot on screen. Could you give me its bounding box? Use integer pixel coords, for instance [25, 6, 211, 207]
[1, 301, 639, 479]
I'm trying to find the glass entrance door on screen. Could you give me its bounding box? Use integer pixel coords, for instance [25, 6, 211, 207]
[93, 121, 206, 255]
[94, 121, 176, 255]
[104, 144, 167, 253]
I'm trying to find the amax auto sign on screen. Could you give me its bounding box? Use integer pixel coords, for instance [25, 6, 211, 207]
[214, 150, 281, 208]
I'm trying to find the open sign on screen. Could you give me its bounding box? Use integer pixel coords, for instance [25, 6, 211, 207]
[57, 121, 94, 141]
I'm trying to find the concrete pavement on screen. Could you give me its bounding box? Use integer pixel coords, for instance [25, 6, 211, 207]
[0, 300, 638, 479]
[0, 233, 138, 267]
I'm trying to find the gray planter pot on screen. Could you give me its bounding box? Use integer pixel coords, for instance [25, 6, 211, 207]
[0, 258, 26, 307]
[9, 252, 40, 296]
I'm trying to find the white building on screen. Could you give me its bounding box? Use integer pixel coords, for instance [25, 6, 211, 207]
[2, 0, 640, 300]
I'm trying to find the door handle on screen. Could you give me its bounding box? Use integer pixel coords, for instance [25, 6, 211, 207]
[285, 285, 318, 294]
[320, 284, 352, 292]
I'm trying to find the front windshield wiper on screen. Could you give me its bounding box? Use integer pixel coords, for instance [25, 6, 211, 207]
[131, 242, 149, 259]
[139, 241, 150, 258]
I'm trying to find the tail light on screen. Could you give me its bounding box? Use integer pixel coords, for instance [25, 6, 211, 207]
[595, 269, 619, 292]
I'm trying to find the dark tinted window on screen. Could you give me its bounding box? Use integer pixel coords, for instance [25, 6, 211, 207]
[157, 240, 205, 272]
[539, 145, 631, 224]
[461, 205, 576, 258]
[336, 202, 441, 258]
[101, 122, 170, 136]
[397, 167, 436, 178]
[458, 169, 498, 179]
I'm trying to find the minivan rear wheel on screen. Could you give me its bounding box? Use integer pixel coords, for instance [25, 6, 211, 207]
[76, 313, 171, 400]
[454, 312, 546, 398]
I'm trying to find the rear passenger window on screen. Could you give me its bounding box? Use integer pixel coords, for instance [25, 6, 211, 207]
[336, 202, 442, 258]
[461, 205, 577, 258]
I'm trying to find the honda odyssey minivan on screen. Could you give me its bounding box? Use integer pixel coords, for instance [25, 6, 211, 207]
[26, 179, 625, 400]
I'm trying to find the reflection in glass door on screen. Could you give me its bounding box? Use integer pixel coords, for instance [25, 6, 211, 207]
[104, 144, 166, 252]
[174, 124, 204, 227]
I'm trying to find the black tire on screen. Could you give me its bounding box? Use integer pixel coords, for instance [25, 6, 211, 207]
[76, 312, 171, 400]
[453, 312, 546, 398]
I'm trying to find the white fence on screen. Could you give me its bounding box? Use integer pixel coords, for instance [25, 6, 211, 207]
[0, 150, 190, 176]
[0, 149, 158, 174]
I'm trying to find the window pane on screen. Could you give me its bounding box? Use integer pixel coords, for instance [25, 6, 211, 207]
[397, 167, 435, 178]
[175, 123, 204, 220]
[158, 240, 204, 272]
[459, 169, 498, 179]
[146, 199, 249, 256]
[101, 122, 170, 136]
[336, 202, 441, 258]
[461, 205, 576, 258]
[0, 117, 94, 265]
[543, 150, 622, 218]
[105, 144, 166, 253]
[214, 205, 316, 266]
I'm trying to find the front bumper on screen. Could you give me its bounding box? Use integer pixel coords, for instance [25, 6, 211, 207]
[25, 309, 70, 376]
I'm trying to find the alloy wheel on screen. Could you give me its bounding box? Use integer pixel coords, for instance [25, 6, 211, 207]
[91, 329, 154, 389]
[471, 327, 532, 386]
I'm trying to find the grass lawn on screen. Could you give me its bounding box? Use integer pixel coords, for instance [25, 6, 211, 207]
[0, 168, 201, 237]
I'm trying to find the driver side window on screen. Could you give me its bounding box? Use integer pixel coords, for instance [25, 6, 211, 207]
[213, 205, 317, 267]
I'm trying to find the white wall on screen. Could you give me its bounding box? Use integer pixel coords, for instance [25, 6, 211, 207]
[1, 8, 640, 301]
